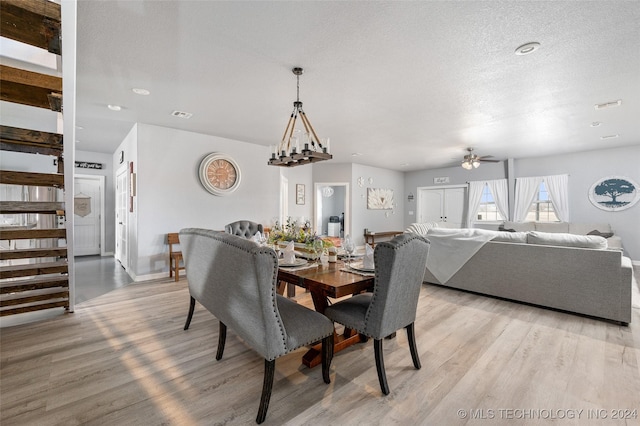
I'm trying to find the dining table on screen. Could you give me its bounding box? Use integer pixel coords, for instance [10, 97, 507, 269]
[277, 259, 374, 368]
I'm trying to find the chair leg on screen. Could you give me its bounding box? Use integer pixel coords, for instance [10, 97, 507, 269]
[374, 339, 390, 395]
[321, 334, 333, 384]
[183, 296, 196, 330]
[216, 321, 227, 361]
[406, 322, 421, 370]
[256, 359, 275, 424]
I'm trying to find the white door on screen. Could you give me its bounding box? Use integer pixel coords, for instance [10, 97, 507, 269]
[420, 189, 445, 222]
[418, 186, 467, 227]
[115, 166, 128, 270]
[73, 175, 103, 256]
[444, 187, 466, 227]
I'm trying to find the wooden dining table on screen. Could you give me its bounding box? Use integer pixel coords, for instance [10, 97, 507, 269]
[277, 260, 374, 368]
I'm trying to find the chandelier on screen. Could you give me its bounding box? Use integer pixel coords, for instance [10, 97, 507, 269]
[268, 67, 332, 167]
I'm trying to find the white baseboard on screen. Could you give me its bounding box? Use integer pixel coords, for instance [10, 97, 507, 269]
[132, 271, 180, 282]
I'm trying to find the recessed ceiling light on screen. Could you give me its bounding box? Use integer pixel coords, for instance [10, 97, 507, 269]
[594, 100, 621, 110]
[171, 110, 193, 119]
[400, 163, 409, 167]
[107, 104, 121, 111]
[351, 152, 363, 157]
[515, 42, 540, 55]
[601, 134, 619, 140]
[590, 122, 602, 127]
[132, 88, 150, 95]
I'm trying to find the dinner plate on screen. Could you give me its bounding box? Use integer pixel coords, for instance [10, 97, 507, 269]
[279, 258, 307, 267]
[348, 261, 375, 273]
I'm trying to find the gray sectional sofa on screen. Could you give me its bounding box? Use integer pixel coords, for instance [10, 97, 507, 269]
[407, 223, 633, 324]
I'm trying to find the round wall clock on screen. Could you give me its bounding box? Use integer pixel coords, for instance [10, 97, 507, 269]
[198, 153, 241, 196]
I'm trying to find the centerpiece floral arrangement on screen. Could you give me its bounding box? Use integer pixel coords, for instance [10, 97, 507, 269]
[268, 217, 334, 249]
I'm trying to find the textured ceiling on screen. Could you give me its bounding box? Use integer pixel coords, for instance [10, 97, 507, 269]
[74, 1, 640, 171]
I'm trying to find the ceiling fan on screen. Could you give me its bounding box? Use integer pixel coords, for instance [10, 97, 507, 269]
[461, 148, 499, 169]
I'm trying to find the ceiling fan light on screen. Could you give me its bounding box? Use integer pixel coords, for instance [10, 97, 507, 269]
[472, 159, 480, 168]
[461, 160, 473, 170]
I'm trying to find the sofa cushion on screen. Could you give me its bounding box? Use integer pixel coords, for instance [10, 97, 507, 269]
[491, 231, 528, 243]
[527, 231, 608, 249]
[502, 221, 535, 232]
[570, 222, 612, 235]
[535, 222, 569, 233]
[405, 222, 439, 235]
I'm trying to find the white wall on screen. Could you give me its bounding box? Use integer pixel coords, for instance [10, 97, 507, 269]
[514, 145, 640, 260]
[132, 124, 280, 278]
[404, 146, 640, 261]
[281, 165, 313, 228]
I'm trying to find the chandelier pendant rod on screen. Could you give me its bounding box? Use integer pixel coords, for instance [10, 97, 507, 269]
[280, 111, 295, 146]
[299, 110, 322, 150]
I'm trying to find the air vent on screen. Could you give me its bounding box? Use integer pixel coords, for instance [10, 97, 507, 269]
[600, 134, 619, 140]
[594, 100, 621, 110]
[171, 110, 193, 119]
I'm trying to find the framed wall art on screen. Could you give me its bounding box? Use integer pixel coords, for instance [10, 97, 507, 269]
[296, 184, 305, 205]
[588, 176, 639, 211]
[367, 188, 394, 210]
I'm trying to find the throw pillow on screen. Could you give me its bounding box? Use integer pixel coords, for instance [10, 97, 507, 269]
[491, 231, 528, 243]
[587, 230, 614, 238]
[527, 231, 608, 249]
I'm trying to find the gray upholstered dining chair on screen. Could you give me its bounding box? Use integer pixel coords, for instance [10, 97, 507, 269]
[224, 220, 263, 238]
[324, 233, 430, 395]
[179, 228, 334, 424]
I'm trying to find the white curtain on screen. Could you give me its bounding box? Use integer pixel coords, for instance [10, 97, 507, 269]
[486, 179, 509, 221]
[513, 176, 543, 221]
[466, 181, 486, 227]
[544, 174, 569, 222]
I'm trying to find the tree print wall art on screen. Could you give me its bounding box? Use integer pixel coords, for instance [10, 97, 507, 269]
[588, 176, 639, 211]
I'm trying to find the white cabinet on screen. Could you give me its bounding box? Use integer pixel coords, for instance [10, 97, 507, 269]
[418, 186, 466, 227]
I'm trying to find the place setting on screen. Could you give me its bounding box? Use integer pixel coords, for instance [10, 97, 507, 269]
[341, 243, 375, 276]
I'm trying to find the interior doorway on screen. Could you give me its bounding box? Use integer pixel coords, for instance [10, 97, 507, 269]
[73, 174, 105, 256]
[314, 182, 349, 238]
[115, 165, 128, 270]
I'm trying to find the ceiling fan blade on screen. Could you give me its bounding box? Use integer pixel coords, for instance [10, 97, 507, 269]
[479, 158, 500, 162]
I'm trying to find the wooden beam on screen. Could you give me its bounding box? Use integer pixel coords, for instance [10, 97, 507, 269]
[0, 247, 67, 260]
[0, 65, 62, 110]
[0, 276, 68, 294]
[0, 201, 65, 214]
[0, 125, 63, 156]
[1, 292, 69, 307]
[0, 300, 68, 316]
[0, 170, 64, 188]
[0, 260, 68, 279]
[0, 0, 61, 54]
[0, 228, 66, 240]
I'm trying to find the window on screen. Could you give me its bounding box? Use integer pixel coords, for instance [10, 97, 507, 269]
[525, 181, 558, 222]
[476, 185, 505, 221]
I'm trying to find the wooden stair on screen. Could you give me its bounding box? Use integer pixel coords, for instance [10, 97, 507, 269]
[0, 0, 70, 317]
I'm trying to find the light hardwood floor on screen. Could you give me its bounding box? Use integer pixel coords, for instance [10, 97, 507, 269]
[2, 274, 639, 425]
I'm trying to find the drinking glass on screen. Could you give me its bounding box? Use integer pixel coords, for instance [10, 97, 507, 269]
[313, 239, 324, 265]
[344, 236, 355, 266]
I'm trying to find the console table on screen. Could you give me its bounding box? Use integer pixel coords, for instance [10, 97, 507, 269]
[364, 230, 403, 247]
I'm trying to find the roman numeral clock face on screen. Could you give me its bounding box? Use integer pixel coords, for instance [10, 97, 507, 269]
[198, 153, 241, 196]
